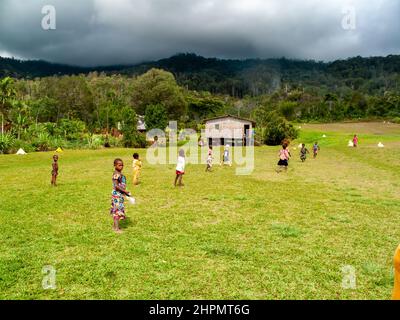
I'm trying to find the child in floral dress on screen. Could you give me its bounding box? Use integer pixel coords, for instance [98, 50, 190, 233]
[110, 158, 131, 234]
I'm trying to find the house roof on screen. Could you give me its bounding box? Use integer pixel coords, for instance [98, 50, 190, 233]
[203, 114, 256, 126]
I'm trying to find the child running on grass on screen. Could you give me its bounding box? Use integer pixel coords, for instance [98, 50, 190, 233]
[300, 144, 310, 162]
[174, 149, 185, 187]
[110, 158, 131, 234]
[51, 155, 59, 186]
[206, 146, 213, 172]
[221, 144, 232, 166]
[353, 134, 359, 148]
[312, 142, 320, 159]
[276, 143, 290, 173]
[132, 153, 142, 185]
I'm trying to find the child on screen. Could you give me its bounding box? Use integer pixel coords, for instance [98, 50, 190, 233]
[132, 153, 142, 185]
[174, 149, 185, 187]
[300, 144, 310, 162]
[393, 244, 400, 300]
[206, 146, 213, 172]
[51, 155, 59, 186]
[312, 142, 320, 159]
[353, 134, 359, 148]
[221, 144, 232, 166]
[276, 144, 290, 172]
[110, 158, 131, 234]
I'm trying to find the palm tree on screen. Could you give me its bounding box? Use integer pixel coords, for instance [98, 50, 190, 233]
[0, 77, 16, 134]
[0, 77, 16, 111]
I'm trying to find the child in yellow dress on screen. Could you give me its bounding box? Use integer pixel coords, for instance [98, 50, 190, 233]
[132, 153, 142, 185]
[393, 244, 400, 300]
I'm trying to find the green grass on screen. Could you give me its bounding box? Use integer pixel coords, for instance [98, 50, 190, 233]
[0, 122, 399, 300]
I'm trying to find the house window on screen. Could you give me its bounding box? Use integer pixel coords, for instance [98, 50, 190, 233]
[215, 124, 220, 130]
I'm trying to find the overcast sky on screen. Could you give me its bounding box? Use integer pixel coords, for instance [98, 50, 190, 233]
[0, 0, 399, 66]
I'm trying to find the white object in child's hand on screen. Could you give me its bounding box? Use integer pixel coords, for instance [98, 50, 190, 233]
[127, 196, 136, 205]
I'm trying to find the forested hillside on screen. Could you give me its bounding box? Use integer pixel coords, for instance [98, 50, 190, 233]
[0, 53, 399, 152]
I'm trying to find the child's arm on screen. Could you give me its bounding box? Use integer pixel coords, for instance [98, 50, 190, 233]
[112, 176, 131, 196]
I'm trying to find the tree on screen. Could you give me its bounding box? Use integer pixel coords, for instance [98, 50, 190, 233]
[131, 69, 187, 119]
[0, 77, 16, 116]
[278, 101, 298, 120]
[144, 104, 168, 131]
[254, 109, 298, 146]
[120, 106, 139, 147]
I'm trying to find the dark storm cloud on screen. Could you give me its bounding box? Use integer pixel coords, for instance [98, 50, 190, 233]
[0, 0, 399, 66]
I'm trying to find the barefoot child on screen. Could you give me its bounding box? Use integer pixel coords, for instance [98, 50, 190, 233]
[132, 153, 142, 185]
[174, 149, 185, 187]
[110, 159, 131, 233]
[300, 144, 310, 162]
[276, 144, 290, 173]
[221, 144, 232, 166]
[312, 142, 320, 159]
[206, 146, 213, 172]
[353, 134, 359, 148]
[51, 155, 59, 186]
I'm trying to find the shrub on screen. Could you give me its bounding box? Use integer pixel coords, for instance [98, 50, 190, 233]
[0, 133, 15, 154]
[56, 119, 87, 141]
[261, 111, 299, 146]
[31, 132, 52, 152]
[392, 117, 400, 124]
[11, 139, 35, 153]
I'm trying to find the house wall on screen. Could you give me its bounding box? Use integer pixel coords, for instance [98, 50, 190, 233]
[205, 118, 253, 139]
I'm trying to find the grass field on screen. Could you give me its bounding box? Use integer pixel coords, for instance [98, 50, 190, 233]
[0, 122, 399, 300]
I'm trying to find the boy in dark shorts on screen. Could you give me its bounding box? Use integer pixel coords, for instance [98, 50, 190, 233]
[51, 155, 59, 186]
[300, 144, 310, 162]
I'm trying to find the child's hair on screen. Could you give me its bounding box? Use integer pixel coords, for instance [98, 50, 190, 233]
[53, 155, 58, 160]
[282, 144, 287, 150]
[209, 146, 213, 150]
[133, 153, 139, 159]
[179, 149, 185, 157]
[302, 143, 305, 147]
[114, 158, 123, 166]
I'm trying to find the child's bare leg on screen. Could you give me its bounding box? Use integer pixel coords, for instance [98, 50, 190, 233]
[178, 175, 184, 186]
[113, 217, 122, 233]
[174, 175, 179, 186]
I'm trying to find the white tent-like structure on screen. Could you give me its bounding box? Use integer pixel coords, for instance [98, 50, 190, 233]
[16, 148, 27, 155]
[348, 140, 354, 147]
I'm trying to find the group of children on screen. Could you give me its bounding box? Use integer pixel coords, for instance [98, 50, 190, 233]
[276, 141, 321, 172]
[49, 133, 353, 232]
[206, 144, 232, 172]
